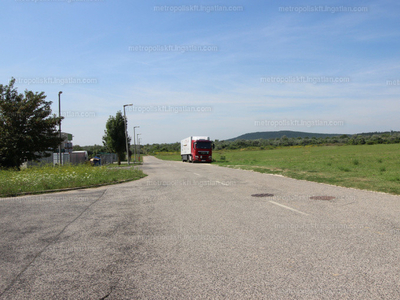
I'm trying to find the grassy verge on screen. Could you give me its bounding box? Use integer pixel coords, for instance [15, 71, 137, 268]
[155, 144, 400, 195]
[0, 164, 147, 197]
[107, 162, 144, 167]
[154, 152, 181, 161]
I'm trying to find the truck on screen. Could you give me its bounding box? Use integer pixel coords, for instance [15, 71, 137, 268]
[181, 136, 214, 163]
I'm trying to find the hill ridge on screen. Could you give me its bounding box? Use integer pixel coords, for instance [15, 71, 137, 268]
[226, 130, 346, 141]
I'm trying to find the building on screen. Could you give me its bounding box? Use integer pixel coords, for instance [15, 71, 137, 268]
[53, 132, 74, 165]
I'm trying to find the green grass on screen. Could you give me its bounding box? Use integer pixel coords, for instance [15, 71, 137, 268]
[154, 152, 182, 161]
[106, 162, 144, 167]
[0, 164, 147, 197]
[155, 144, 400, 195]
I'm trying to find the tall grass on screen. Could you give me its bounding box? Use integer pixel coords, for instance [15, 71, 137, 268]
[0, 164, 147, 197]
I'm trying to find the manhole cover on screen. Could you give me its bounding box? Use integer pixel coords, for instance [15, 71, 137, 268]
[310, 196, 336, 201]
[251, 193, 274, 197]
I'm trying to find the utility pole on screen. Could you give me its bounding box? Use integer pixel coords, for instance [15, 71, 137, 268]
[133, 126, 140, 163]
[138, 137, 141, 162]
[123, 104, 133, 165]
[137, 133, 141, 162]
[58, 91, 62, 166]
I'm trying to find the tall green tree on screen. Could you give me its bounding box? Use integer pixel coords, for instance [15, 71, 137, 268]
[102, 111, 130, 165]
[0, 78, 63, 169]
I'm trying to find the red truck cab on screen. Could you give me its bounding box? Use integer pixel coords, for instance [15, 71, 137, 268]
[181, 136, 214, 163]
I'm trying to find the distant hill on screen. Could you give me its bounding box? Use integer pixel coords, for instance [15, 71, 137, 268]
[354, 131, 399, 137]
[226, 131, 344, 141]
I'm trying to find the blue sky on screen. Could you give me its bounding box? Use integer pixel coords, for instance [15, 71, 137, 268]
[1, 0, 400, 145]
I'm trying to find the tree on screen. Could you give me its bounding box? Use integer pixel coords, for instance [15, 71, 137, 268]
[0, 78, 63, 169]
[102, 111, 130, 165]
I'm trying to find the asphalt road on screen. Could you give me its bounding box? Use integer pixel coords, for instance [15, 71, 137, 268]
[0, 156, 399, 299]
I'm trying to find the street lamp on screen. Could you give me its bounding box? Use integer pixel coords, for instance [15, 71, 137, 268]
[123, 104, 133, 165]
[137, 133, 141, 162]
[133, 126, 140, 163]
[58, 91, 62, 166]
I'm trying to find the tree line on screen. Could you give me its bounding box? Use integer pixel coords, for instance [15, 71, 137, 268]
[0, 78, 134, 168]
[142, 132, 400, 154]
[1, 78, 399, 169]
[0, 79, 63, 169]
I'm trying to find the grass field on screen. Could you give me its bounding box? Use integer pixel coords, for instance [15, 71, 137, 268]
[154, 144, 400, 195]
[0, 164, 147, 197]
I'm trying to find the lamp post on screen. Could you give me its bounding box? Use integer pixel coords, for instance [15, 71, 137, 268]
[123, 104, 133, 165]
[58, 91, 62, 166]
[137, 133, 141, 162]
[133, 126, 140, 163]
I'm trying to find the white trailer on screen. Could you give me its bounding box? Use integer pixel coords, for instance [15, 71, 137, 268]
[181, 136, 212, 163]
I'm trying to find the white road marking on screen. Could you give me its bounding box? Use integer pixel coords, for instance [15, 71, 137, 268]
[193, 173, 201, 176]
[269, 201, 310, 216]
[215, 181, 229, 186]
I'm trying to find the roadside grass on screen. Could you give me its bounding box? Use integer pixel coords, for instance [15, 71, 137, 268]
[107, 162, 144, 167]
[0, 164, 147, 197]
[155, 144, 400, 195]
[154, 152, 181, 161]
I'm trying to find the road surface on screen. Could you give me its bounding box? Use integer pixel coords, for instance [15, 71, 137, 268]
[0, 156, 399, 299]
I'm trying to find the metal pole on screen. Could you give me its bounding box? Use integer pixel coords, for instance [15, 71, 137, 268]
[138, 138, 141, 162]
[58, 91, 62, 166]
[137, 133, 141, 162]
[133, 126, 140, 163]
[123, 104, 133, 165]
[133, 127, 135, 163]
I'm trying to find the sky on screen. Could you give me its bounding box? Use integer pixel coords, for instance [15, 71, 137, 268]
[1, 0, 400, 146]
